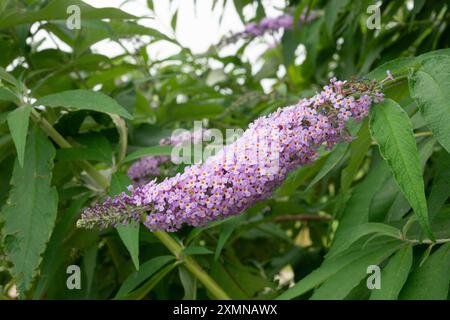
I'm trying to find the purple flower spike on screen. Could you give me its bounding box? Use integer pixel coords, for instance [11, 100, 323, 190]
[77, 78, 383, 232]
[220, 12, 319, 46]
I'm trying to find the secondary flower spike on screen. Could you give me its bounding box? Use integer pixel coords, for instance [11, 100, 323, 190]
[77, 78, 383, 232]
[219, 12, 318, 46]
[127, 128, 210, 185]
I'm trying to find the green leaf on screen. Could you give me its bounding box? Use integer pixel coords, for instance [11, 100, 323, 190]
[340, 123, 371, 193]
[171, 10, 178, 31]
[56, 134, 113, 164]
[1, 126, 58, 295]
[427, 150, 450, 222]
[367, 57, 416, 81]
[109, 172, 132, 195]
[369, 137, 434, 223]
[277, 239, 403, 300]
[178, 266, 197, 300]
[211, 259, 275, 299]
[310, 243, 405, 300]
[56, 147, 109, 163]
[370, 245, 413, 300]
[117, 261, 179, 299]
[324, 0, 350, 37]
[182, 246, 213, 256]
[367, 49, 450, 81]
[83, 245, 98, 298]
[276, 154, 328, 196]
[35, 89, 133, 120]
[32, 194, 90, 299]
[409, 55, 450, 154]
[115, 255, 174, 298]
[0, 67, 20, 88]
[0, 112, 7, 125]
[6, 105, 32, 167]
[123, 145, 173, 163]
[400, 243, 450, 300]
[0, 155, 14, 215]
[0, 87, 20, 104]
[117, 224, 140, 271]
[307, 143, 348, 189]
[0, 0, 137, 29]
[327, 223, 401, 259]
[167, 103, 225, 122]
[369, 99, 432, 239]
[109, 173, 139, 270]
[214, 215, 243, 260]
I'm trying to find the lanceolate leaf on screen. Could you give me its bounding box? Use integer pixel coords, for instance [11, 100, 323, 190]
[409, 55, 450, 154]
[367, 57, 416, 81]
[116, 223, 140, 271]
[33, 195, 90, 299]
[329, 158, 392, 257]
[1, 126, 58, 295]
[427, 150, 450, 222]
[56, 147, 112, 164]
[308, 122, 360, 190]
[117, 261, 179, 300]
[182, 246, 213, 256]
[211, 260, 275, 299]
[6, 104, 32, 167]
[400, 243, 450, 300]
[369, 99, 432, 239]
[324, 0, 350, 37]
[178, 266, 197, 300]
[310, 243, 405, 300]
[367, 49, 450, 81]
[327, 223, 401, 259]
[123, 145, 173, 163]
[214, 215, 243, 260]
[115, 255, 175, 298]
[110, 173, 139, 270]
[0, 87, 20, 104]
[340, 123, 371, 194]
[370, 245, 413, 300]
[307, 143, 348, 189]
[277, 239, 403, 300]
[0, 0, 137, 28]
[35, 90, 133, 120]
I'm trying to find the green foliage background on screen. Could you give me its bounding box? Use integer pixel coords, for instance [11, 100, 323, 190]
[0, 0, 449, 300]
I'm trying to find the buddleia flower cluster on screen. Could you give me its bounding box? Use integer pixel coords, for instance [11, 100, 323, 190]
[77, 78, 384, 232]
[219, 12, 318, 46]
[127, 128, 210, 185]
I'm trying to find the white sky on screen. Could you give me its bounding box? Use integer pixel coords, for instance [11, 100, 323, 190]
[34, 0, 288, 91]
[83, 0, 286, 56]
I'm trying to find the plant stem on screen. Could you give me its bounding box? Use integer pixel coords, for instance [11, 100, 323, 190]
[30, 108, 230, 300]
[405, 238, 450, 245]
[30, 109, 71, 148]
[153, 231, 231, 300]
